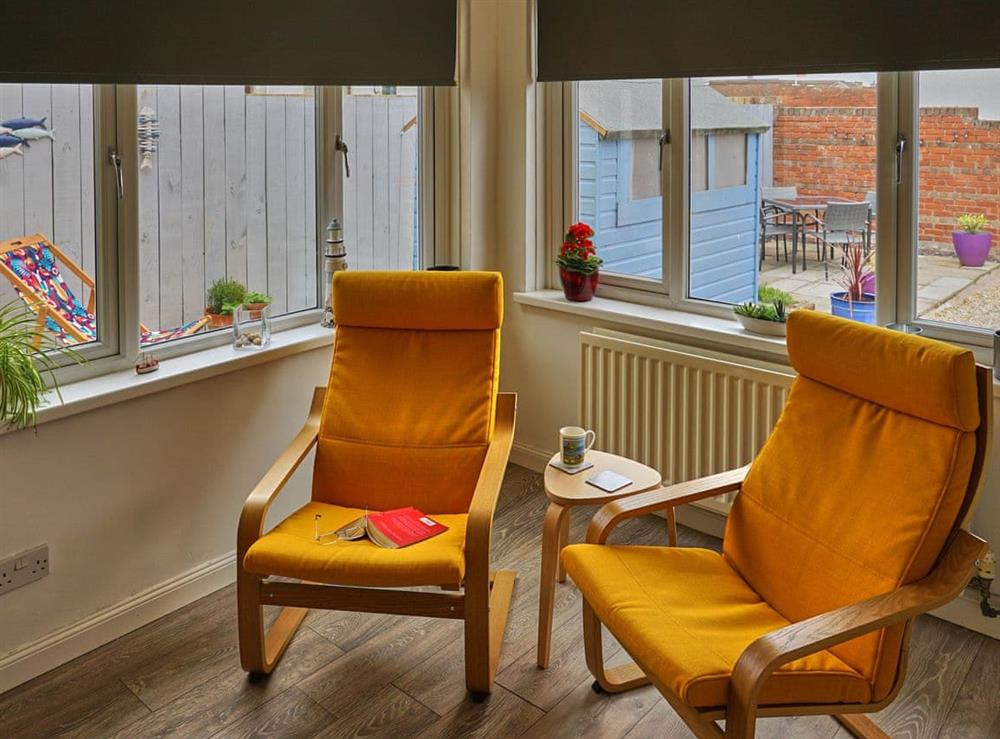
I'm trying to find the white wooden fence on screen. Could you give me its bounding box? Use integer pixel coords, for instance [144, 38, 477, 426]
[0, 85, 418, 331]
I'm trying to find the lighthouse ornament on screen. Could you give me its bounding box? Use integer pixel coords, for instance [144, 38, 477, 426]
[322, 218, 348, 328]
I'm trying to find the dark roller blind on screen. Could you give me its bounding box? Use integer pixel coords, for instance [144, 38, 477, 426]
[537, 0, 1000, 81]
[1, 1, 457, 86]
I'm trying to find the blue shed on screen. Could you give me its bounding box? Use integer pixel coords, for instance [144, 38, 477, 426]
[579, 82, 769, 302]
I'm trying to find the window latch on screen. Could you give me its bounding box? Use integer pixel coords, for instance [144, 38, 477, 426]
[658, 129, 671, 172]
[336, 134, 350, 178]
[109, 149, 124, 199]
[894, 133, 907, 184]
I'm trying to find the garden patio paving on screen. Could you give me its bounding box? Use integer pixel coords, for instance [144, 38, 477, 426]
[759, 253, 999, 316]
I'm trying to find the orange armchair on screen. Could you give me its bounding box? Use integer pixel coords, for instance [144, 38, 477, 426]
[563, 310, 991, 738]
[237, 271, 516, 696]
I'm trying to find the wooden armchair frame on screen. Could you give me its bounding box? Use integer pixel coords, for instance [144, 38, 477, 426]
[579, 366, 992, 739]
[237, 388, 517, 696]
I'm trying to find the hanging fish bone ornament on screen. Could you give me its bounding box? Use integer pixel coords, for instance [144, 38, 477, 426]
[0, 144, 23, 160]
[13, 127, 55, 142]
[138, 107, 159, 170]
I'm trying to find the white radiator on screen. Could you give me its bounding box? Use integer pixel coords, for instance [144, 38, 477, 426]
[580, 329, 794, 510]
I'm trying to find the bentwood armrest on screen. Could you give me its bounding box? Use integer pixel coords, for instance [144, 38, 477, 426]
[586, 465, 749, 544]
[726, 528, 987, 734]
[237, 387, 326, 556]
[464, 393, 517, 564]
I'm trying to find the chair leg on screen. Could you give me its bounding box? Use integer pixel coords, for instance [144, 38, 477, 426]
[465, 569, 517, 696]
[237, 566, 307, 675]
[583, 599, 650, 693]
[834, 714, 890, 739]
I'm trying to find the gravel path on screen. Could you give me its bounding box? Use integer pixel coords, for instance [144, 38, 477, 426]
[923, 266, 1000, 329]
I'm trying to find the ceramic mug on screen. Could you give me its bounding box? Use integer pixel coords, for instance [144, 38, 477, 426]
[560, 426, 596, 466]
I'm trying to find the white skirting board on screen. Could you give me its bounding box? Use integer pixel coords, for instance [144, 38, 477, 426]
[0, 551, 237, 695]
[510, 441, 998, 639]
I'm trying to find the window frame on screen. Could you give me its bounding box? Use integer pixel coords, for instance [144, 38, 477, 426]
[42, 83, 441, 384]
[552, 73, 997, 350]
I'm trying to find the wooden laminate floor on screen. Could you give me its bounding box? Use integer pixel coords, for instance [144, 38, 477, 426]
[2, 464, 998, 739]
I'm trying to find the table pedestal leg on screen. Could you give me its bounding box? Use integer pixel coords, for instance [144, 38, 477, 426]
[537, 501, 570, 668]
[557, 509, 570, 583]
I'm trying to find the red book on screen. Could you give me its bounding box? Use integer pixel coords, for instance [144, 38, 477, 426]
[334, 507, 447, 548]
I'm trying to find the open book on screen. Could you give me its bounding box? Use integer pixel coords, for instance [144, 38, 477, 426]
[329, 507, 448, 548]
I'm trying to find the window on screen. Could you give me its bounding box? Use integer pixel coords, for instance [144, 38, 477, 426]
[0, 83, 117, 360]
[911, 68, 1000, 334]
[0, 81, 434, 376]
[342, 86, 422, 271]
[136, 84, 319, 346]
[576, 79, 664, 283]
[689, 74, 878, 308]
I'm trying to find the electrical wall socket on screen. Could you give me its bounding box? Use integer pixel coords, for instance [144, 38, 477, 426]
[0, 544, 49, 595]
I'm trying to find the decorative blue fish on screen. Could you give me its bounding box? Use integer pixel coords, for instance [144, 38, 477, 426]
[13, 127, 54, 142]
[1, 116, 46, 130]
[0, 133, 28, 148]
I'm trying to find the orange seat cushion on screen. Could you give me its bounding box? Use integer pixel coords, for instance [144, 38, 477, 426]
[562, 545, 872, 709]
[244, 502, 468, 587]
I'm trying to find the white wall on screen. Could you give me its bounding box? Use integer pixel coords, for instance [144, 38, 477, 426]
[0, 346, 330, 689]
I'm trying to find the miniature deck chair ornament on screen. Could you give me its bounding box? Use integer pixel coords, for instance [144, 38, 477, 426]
[0, 234, 208, 347]
[237, 271, 517, 696]
[564, 310, 991, 739]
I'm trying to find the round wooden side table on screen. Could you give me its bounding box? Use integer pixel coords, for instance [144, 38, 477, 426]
[537, 450, 662, 668]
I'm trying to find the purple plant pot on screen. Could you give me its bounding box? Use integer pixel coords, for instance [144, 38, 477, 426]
[952, 231, 993, 267]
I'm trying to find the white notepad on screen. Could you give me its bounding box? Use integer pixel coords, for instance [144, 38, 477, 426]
[585, 470, 633, 493]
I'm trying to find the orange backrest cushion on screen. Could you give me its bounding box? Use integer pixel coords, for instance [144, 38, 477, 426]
[313, 271, 503, 514]
[724, 311, 979, 700]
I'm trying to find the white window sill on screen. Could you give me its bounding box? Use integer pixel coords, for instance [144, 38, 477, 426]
[23, 324, 334, 430]
[513, 290, 1000, 398]
[513, 290, 789, 359]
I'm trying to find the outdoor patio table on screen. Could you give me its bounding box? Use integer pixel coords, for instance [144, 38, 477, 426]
[763, 195, 857, 274]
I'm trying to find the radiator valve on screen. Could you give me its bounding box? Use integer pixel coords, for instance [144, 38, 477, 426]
[973, 551, 997, 618]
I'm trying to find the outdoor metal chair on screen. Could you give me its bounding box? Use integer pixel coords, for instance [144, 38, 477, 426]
[804, 202, 871, 279]
[759, 187, 798, 267]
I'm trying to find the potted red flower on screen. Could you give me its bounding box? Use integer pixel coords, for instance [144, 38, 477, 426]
[557, 222, 602, 302]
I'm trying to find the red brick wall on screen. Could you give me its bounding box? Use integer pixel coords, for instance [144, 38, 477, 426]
[712, 80, 1000, 250]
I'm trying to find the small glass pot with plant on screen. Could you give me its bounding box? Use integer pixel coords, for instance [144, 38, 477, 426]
[952, 213, 993, 268]
[233, 293, 272, 351]
[205, 278, 247, 328]
[557, 222, 602, 302]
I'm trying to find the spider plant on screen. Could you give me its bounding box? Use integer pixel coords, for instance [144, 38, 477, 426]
[0, 300, 82, 429]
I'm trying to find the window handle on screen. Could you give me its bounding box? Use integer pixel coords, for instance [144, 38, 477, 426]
[658, 129, 671, 172]
[336, 134, 350, 178]
[895, 133, 907, 184]
[109, 149, 124, 199]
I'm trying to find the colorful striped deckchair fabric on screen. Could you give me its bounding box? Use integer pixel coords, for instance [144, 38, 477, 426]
[0, 233, 209, 347]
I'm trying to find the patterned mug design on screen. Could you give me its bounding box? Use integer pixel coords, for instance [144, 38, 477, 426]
[560, 426, 596, 466]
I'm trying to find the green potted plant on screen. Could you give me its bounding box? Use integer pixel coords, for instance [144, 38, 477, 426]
[242, 291, 272, 320]
[0, 301, 81, 429]
[830, 244, 875, 324]
[557, 222, 602, 302]
[205, 278, 247, 328]
[733, 300, 787, 337]
[953, 213, 993, 267]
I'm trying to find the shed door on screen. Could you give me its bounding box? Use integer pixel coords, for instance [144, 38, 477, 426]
[689, 133, 761, 303]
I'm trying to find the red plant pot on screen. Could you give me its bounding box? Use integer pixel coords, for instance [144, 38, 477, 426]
[560, 268, 599, 302]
